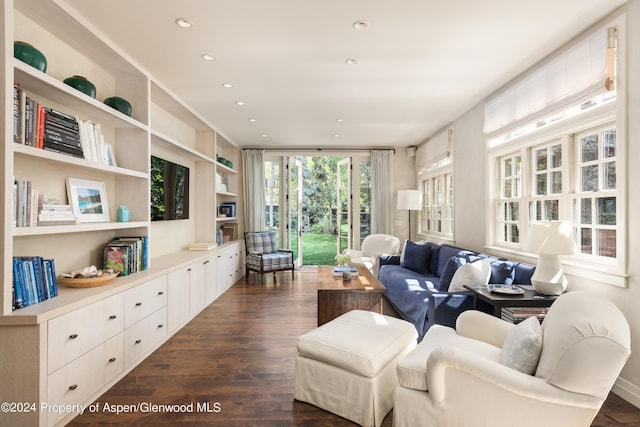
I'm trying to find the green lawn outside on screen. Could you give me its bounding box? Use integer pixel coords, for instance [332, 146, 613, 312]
[291, 232, 338, 265]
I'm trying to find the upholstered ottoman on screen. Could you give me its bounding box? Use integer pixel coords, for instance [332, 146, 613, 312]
[294, 310, 417, 427]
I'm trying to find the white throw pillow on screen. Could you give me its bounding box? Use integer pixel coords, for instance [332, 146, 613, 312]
[500, 316, 543, 375]
[447, 258, 491, 292]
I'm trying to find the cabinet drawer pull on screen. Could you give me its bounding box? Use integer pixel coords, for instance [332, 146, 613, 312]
[135, 339, 142, 344]
[135, 302, 142, 307]
[157, 324, 164, 329]
[203, 260, 210, 264]
[69, 333, 78, 339]
[158, 291, 164, 296]
[109, 357, 117, 363]
[69, 384, 78, 391]
[187, 268, 192, 272]
[109, 314, 117, 320]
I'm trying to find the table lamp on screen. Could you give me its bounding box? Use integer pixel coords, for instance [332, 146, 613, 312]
[525, 220, 576, 295]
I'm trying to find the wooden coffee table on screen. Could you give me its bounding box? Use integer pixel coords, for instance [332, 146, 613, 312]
[317, 265, 386, 326]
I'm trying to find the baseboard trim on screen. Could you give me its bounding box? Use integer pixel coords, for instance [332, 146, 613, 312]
[612, 377, 640, 408]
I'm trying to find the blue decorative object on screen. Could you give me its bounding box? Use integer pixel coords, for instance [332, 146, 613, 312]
[117, 205, 130, 222]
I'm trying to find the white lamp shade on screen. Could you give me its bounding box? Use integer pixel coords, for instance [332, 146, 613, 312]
[525, 220, 576, 255]
[397, 190, 422, 211]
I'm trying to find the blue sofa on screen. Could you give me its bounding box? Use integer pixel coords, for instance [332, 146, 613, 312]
[378, 241, 535, 340]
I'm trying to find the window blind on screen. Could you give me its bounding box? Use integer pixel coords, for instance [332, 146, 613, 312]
[484, 27, 615, 137]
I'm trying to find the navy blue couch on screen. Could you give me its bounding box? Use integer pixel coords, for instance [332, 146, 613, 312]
[378, 242, 535, 340]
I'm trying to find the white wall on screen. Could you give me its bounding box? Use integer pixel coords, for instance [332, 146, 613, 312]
[416, 0, 640, 407]
[393, 148, 417, 242]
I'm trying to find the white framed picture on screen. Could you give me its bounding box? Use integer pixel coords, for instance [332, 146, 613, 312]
[66, 178, 110, 222]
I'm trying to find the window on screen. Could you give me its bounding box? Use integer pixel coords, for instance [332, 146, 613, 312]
[572, 127, 617, 258]
[497, 154, 522, 244]
[529, 142, 562, 221]
[420, 170, 453, 239]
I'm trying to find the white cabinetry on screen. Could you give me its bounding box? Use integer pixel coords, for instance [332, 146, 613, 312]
[0, 1, 245, 426]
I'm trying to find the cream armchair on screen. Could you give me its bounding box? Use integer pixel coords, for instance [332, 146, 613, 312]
[393, 291, 631, 427]
[343, 234, 401, 275]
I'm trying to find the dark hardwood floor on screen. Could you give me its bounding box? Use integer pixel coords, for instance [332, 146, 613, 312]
[69, 269, 640, 426]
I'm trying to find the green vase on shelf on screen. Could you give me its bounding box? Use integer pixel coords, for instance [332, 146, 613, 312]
[63, 75, 96, 98]
[14, 41, 47, 72]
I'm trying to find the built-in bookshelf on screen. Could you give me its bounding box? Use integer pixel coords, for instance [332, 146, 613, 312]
[1, 0, 244, 425]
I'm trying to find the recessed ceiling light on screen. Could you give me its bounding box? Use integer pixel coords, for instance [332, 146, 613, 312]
[249, 118, 256, 122]
[345, 58, 359, 65]
[353, 20, 369, 30]
[333, 134, 341, 138]
[201, 54, 216, 61]
[261, 134, 268, 138]
[175, 18, 193, 29]
[236, 101, 245, 106]
[222, 83, 233, 88]
[336, 118, 343, 123]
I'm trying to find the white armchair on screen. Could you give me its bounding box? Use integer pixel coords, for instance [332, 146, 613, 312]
[393, 291, 631, 427]
[343, 234, 401, 275]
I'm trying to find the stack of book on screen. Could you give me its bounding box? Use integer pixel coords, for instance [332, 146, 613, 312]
[12, 256, 58, 310]
[14, 178, 38, 227]
[38, 199, 76, 226]
[188, 242, 217, 251]
[42, 108, 83, 158]
[103, 236, 148, 276]
[332, 266, 359, 276]
[78, 120, 115, 165]
[501, 306, 549, 324]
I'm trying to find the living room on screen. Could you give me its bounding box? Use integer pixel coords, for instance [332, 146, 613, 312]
[3, 0, 640, 426]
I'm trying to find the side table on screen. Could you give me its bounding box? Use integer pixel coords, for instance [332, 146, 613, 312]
[464, 284, 559, 319]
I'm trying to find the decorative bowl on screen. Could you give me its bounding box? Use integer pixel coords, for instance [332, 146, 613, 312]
[57, 272, 119, 288]
[63, 75, 96, 98]
[14, 41, 47, 72]
[104, 96, 132, 116]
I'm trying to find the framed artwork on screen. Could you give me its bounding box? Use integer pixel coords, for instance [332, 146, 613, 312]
[66, 177, 110, 222]
[218, 203, 236, 218]
[222, 223, 238, 242]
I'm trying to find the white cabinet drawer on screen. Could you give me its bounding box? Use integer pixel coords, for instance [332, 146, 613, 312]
[103, 333, 124, 384]
[47, 343, 104, 426]
[124, 275, 167, 328]
[124, 307, 167, 366]
[48, 293, 124, 374]
[167, 268, 190, 333]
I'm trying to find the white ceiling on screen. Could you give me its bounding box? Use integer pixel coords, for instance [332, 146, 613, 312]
[62, 0, 626, 150]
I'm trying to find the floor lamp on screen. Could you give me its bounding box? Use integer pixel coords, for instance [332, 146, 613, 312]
[397, 190, 422, 241]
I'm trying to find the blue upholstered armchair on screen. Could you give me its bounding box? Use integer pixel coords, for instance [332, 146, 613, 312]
[244, 231, 294, 283]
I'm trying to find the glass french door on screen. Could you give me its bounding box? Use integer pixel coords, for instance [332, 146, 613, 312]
[264, 154, 370, 266]
[337, 158, 352, 254]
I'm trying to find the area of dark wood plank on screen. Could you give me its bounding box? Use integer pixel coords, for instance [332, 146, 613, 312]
[69, 269, 640, 426]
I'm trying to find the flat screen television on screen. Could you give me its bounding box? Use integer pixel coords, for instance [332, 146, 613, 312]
[150, 155, 190, 221]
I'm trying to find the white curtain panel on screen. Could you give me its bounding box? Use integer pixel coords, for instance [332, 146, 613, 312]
[242, 149, 265, 232]
[371, 149, 394, 234]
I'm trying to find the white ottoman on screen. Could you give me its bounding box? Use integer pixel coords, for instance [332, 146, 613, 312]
[294, 310, 417, 427]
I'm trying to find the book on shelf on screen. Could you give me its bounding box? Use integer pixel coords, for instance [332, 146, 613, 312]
[12, 256, 58, 311]
[103, 236, 149, 275]
[188, 242, 217, 251]
[332, 266, 359, 276]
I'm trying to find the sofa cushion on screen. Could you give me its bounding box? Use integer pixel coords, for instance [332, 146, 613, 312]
[514, 263, 536, 284]
[401, 241, 431, 275]
[397, 324, 502, 390]
[435, 245, 466, 277]
[490, 260, 516, 284]
[448, 258, 492, 292]
[500, 316, 543, 375]
[438, 256, 463, 292]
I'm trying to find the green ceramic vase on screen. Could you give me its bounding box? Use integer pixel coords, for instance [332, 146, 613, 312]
[14, 41, 47, 72]
[63, 75, 96, 98]
[104, 96, 132, 116]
